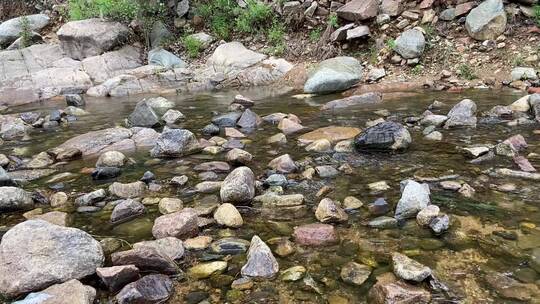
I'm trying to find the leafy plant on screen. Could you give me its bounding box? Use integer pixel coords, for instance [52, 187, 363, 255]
[411, 65, 423, 75]
[458, 64, 477, 80]
[183, 35, 203, 58]
[194, 0, 238, 40]
[19, 16, 32, 48]
[534, 5, 540, 26]
[512, 56, 525, 67]
[68, 0, 140, 23]
[328, 12, 338, 28]
[266, 22, 286, 55]
[386, 38, 396, 50]
[236, 0, 273, 33]
[309, 28, 321, 43]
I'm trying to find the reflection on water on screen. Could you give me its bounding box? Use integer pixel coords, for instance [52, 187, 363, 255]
[1, 87, 539, 303]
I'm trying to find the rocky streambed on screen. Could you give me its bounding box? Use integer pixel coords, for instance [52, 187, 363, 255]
[0, 88, 539, 303]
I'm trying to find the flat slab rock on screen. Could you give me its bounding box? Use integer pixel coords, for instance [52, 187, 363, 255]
[293, 223, 339, 246]
[298, 126, 361, 144]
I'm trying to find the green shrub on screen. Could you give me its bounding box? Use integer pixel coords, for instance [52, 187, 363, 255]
[458, 64, 477, 80]
[386, 38, 396, 50]
[236, 0, 273, 33]
[19, 16, 32, 48]
[534, 5, 540, 26]
[411, 65, 423, 75]
[309, 28, 321, 43]
[194, 0, 238, 40]
[267, 22, 286, 55]
[68, 0, 140, 23]
[183, 36, 203, 58]
[328, 13, 338, 28]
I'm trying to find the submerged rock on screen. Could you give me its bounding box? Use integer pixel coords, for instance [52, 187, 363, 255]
[392, 252, 431, 282]
[354, 121, 411, 151]
[304, 56, 363, 94]
[0, 220, 104, 298]
[368, 273, 431, 304]
[315, 198, 348, 223]
[241, 236, 279, 279]
[109, 181, 146, 199]
[341, 262, 372, 286]
[268, 154, 297, 173]
[152, 208, 199, 239]
[110, 199, 145, 224]
[293, 223, 338, 246]
[298, 126, 362, 144]
[220, 167, 255, 204]
[115, 274, 174, 304]
[321, 92, 382, 110]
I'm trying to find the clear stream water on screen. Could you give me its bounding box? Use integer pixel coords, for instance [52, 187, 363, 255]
[1, 87, 539, 303]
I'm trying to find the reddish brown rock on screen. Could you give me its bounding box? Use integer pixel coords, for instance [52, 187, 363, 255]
[293, 223, 338, 246]
[96, 265, 139, 292]
[455, 2, 475, 17]
[337, 0, 378, 21]
[503, 134, 528, 152]
[513, 155, 536, 172]
[152, 208, 199, 239]
[368, 273, 431, 304]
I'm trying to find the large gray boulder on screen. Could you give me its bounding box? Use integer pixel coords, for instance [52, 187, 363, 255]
[354, 121, 411, 151]
[304, 56, 363, 94]
[0, 14, 50, 47]
[207, 42, 266, 75]
[57, 127, 133, 156]
[12, 279, 96, 304]
[149, 48, 187, 69]
[444, 99, 477, 128]
[0, 186, 33, 212]
[394, 29, 426, 59]
[0, 220, 104, 298]
[57, 18, 131, 60]
[394, 180, 430, 220]
[336, 0, 378, 21]
[465, 0, 506, 40]
[220, 167, 255, 204]
[127, 100, 160, 128]
[150, 129, 201, 158]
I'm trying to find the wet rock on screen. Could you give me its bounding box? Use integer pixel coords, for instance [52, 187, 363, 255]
[1, 117, 28, 140]
[57, 127, 132, 156]
[293, 223, 338, 246]
[0, 167, 14, 186]
[110, 199, 145, 224]
[395, 180, 430, 220]
[91, 167, 122, 180]
[340, 262, 372, 286]
[0, 186, 33, 212]
[241, 235, 279, 279]
[127, 100, 160, 128]
[280, 266, 306, 281]
[429, 214, 450, 234]
[424, 131, 443, 141]
[237, 109, 260, 129]
[158, 198, 183, 214]
[195, 181, 222, 193]
[315, 198, 348, 223]
[19, 112, 41, 125]
[140, 171, 156, 184]
[162, 109, 185, 125]
[368, 198, 390, 215]
[529, 94, 540, 121]
[304, 56, 363, 94]
[212, 112, 242, 127]
[416, 205, 440, 226]
[210, 237, 250, 255]
[13, 279, 96, 304]
[420, 114, 448, 127]
[278, 118, 305, 135]
[57, 19, 130, 60]
[343, 196, 363, 210]
[152, 208, 199, 239]
[394, 29, 426, 59]
[267, 133, 287, 145]
[214, 203, 243, 228]
[202, 124, 220, 135]
[268, 154, 297, 173]
[444, 99, 477, 128]
[150, 129, 201, 158]
[65, 94, 85, 107]
[109, 181, 146, 199]
[306, 139, 332, 153]
[184, 236, 213, 250]
[369, 216, 398, 229]
[133, 237, 184, 260]
[25, 152, 54, 169]
[148, 48, 186, 69]
[254, 193, 304, 207]
[188, 261, 228, 279]
[171, 175, 188, 186]
[0, 220, 104, 298]
[465, 0, 507, 41]
[33, 211, 71, 227]
[220, 167, 255, 204]
[111, 247, 179, 274]
[115, 274, 173, 304]
[75, 189, 106, 206]
[50, 192, 69, 207]
[485, 271, 539, 301]
[226, 148, 253, 165]
[298, 126, 362, 144]
[194, 161, 230, 172]
[368, 273, 431, 304]
[96, 265, 139, 292]
[0, 154, 9, 167]
[354, 121, 411, 151]
[336, 0, 378, 21]
[392, 252, 431, 282]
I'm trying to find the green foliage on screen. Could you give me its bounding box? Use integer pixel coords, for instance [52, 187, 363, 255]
[411, 65, 423, 75]
[236, 0, 273, 33]
[386, 38, 396, 50]
[183, 35, 203, 58]
[328, 13, 338, 28]
[512, 56, 525, 67]
[19, 16, 32, 48]
[267, 22, 286, 55]
[458, 64, 477, 80]
[534, 5, 540, 26]
[194, 0, 238, 40]
[68, 0, 140, 23]
[309, 28, 322, 43]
